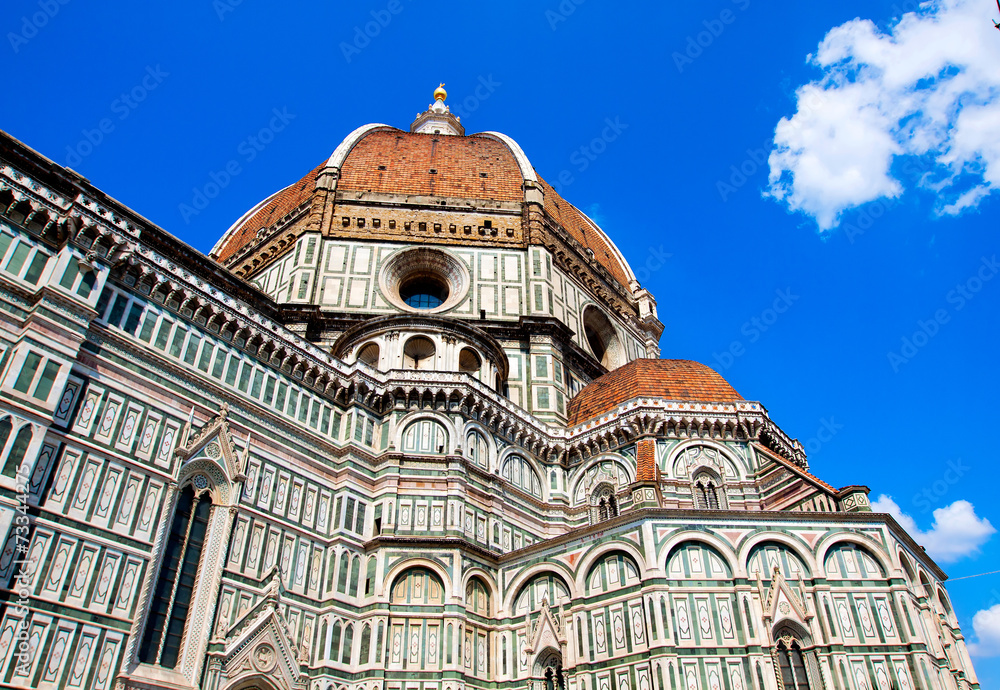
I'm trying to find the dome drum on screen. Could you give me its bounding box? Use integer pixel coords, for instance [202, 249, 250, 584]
[332, 313, 509, 384]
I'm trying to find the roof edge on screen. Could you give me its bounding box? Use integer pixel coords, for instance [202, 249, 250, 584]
[210, 185, 289, 257]
[326, 123, 395, 169]
[477, 131, 538, 183]
[576, 205, 636, 285]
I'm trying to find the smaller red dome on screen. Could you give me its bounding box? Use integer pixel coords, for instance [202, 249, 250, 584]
[567, 359, 743, 425]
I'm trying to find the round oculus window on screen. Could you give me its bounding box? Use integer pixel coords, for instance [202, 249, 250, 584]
[379, 247, 469, 314]
[399, 275, 449, 310]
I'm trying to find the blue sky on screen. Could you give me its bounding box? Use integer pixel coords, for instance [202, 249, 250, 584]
[4, 0, 999, 682]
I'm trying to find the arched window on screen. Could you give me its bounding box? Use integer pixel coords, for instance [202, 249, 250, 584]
[330, 620, 342, 661]
[459, 347, 482, 377]
[318, 620, 327, 660]
[774, 630, 813, 689]
[582, 305, 624, 370]
[402, 336, 435, 370]
[899, 552, 917, 586]
[585, 552, 641, 594]
[337, 551, 350, 593]
[390, 567, 445, 605]
[349, 555, 361, 597]
[589, 484, 619, 524]
[918, 571, 933, 599]
[364, 556, 376, 596]
[1, 422, 32, 479]
[401, 419, 448, 454]
[666, 541, 734, 580]
[501, 455, 542, 498]
[937, 588, 955, 621]
[747, 542, 810, 581]
[692, 469, 723, 510]
[824, 543, 886, 580]
[139, 482, 212, 669]
[466, 577, 491, 616]
[535, 648, 566, 690]
[359, 623, 371, 665]
[341, 623, 354, 664]
[0, 417, 12, 455]
[466, 430, 489, 468]
[513, 572, 570, 615]
[356, 342, 380, 369]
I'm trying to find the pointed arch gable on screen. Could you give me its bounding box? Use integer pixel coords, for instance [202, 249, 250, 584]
[218, 605, 301, 690]
[222, 675, 284, 690]
[177, 457, 236, 506]
[568, 453, 635, 506]
[668, 440, 746, 481]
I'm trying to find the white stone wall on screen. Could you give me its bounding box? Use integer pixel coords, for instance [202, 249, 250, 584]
[250, 236, 648, 419]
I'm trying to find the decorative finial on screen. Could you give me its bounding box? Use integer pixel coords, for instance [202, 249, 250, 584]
[434, 82, 447, 102]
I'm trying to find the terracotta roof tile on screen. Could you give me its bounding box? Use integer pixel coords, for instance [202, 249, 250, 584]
[752, 442, 836, 493]
[567, 359, 743, 426]
[214, 128, 635, 292]
[636, 437, 657, 482]
[537, 176, 632, 288]
[338, 130, 524, 202]
[215, 162, 323, 262]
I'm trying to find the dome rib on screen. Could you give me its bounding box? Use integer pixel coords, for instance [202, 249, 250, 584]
[211, 161, 324, 263]
[537, 177, 634, 288]
[326, 123, 393, 169]
[213, 123, 639, 293]
[478, 131, 538, 183]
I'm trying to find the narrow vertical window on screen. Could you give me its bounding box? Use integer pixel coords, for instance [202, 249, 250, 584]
[341, 623, 354, 664]
[12, 352, 41, 393]
[775, 636, 812, 689]
[1, 424, 32, 478]
[359, 623, 371, 665]
[693, 471, 723, 510]
[139, 484, 212, 668]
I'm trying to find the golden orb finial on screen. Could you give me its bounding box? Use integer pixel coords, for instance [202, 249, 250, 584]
[433, 83, 447, 101]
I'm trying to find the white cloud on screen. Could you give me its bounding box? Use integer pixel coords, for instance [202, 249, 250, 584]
[871, 494, 995, 563]
[766, 0, 1000, 230]
[969, 604, 1000, 657]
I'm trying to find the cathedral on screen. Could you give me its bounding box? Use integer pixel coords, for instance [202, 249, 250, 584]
[0, 86, 981, 690]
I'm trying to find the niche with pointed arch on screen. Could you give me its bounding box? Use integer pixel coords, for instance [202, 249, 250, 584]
[582, 305, 624, 370]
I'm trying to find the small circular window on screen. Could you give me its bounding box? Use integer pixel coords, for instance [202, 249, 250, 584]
[379, 247, 469, 314]
[400, 276, 449, 309]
